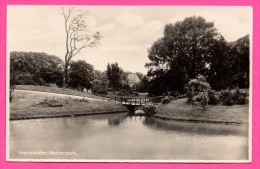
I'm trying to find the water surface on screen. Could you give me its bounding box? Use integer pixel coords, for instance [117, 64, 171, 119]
[9, 113, 249, 161]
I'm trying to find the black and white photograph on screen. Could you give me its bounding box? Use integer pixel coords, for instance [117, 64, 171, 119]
[7, 5, 252, 162]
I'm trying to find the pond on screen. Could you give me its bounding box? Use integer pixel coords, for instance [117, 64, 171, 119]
[9, 113, 249, 161]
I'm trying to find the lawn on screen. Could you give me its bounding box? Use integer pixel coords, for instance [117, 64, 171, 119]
[12, 85, 250, 125]
[155, 98, 249, 124]
[9, 90, 127, 120]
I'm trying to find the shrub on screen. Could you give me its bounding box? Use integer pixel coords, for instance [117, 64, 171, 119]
[194, 92, 209, 108]
[232, 88, 247, 105]
[220, 88, 247, 106]
[91, 79, 108, 95]
[161, 97, 171, 104]
[208, 90, 220, 105]
[186, 74, 210, 110]
[150, 96, 164, 103]
[176, 94, 186, 99]
[38, 98, 63, 107]
[72, 98, 89, 103]
[94, 89, 107, 95]
[220, 89, 234, 106]
[140, 103, 157, 116]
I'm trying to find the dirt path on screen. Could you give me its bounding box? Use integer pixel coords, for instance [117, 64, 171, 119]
[15, 90, 108, 101]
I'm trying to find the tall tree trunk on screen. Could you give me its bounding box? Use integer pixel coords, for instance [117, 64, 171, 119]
[203, 91, 206, 111]
[63, 61, 68, 88]
[9, 89, 14, 102]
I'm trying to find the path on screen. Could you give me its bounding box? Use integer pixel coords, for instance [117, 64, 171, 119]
[15, 90, 107, 101]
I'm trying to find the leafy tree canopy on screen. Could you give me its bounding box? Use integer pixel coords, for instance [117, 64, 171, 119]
[145, 16, 249, 95]
[10, 51, 64, 86]
[68, 60, 94, 91]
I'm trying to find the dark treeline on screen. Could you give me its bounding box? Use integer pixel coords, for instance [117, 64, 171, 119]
[10, 52, 144, 94]
[145, 16, 249, 96]
[10, 52, 64, 87]
[10, 52, 97, 91]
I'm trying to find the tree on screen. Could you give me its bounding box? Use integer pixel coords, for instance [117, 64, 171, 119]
[10, 51, 64, 86]
[106, 63, 112, 83]
[61, 7, 101, 87]
[145, 16, 226, 95]
[110, 63, 121, 93]
[186, 74, 210, 110]
[228, 35, 250, 88]
[92, 71, 109, 94]
[34, 67, 63, 87]
[68, 60, 94, 91]
[207, 36, 231, 90]
[136, 75, 149, 93]
[106, 62, 125, 93]
[10, 55, 19, 102]
[93, 70, 102, 80]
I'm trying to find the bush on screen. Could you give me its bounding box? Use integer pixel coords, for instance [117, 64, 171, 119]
[232, 88, 247, 105]
[194, 92, 209, 110]
[150, 96, 164, 103]
[94, 89, 107, 95]
[140, 103, 157, 116]
[91, 79, 108, 95]
[161, 97, 171, 104]
[220, 89, 234, 106]
[176, 94, 186, 99]
[185, 74, 210, 110]
[72, 98, 89, 103]
[92, 83, 107, 95]
[220, 88, 247, 106]
[38, 98, 63, 107]
[208, 90, 220, 105]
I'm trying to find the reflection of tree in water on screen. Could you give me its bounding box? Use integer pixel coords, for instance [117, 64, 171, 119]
[108, 118, 122, 126]
[107, 114, 128, 126]
[107, 114, 144, 126]
[143, 117, 248, 136]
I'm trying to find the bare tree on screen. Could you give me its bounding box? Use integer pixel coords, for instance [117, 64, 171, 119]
[61, 7, 101, 87]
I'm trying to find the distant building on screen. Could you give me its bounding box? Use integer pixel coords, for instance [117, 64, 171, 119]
[127, 73, 141, 88]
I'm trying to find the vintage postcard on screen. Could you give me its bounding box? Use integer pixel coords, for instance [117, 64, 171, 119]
[6, 5, 252, 162]
[0, 0, 259, 169]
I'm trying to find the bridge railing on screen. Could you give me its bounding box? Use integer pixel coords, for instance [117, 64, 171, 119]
[114, 97, 151, 106]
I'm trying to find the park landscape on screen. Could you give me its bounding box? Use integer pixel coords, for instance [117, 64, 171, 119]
[8, 6, 250, 161]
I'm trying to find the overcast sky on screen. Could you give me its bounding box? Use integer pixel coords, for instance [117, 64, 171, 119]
[7, 6, 252, 74]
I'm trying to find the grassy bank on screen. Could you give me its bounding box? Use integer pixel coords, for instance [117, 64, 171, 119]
[11, 86, 249, 125]
[10, 90, 127, 120]
[155, 98, 249, 124]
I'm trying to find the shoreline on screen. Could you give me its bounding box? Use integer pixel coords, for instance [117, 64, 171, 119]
[153, 115, 245, 125]
[10, 111, 246, 125]
[10, 110, 127, 121]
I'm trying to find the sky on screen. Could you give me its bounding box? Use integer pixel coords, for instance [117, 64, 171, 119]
[7, 6, 252, 74]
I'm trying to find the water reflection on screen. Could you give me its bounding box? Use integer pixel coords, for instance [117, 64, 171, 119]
[9, 113, 249, 161]
[143, 117, 248, 136]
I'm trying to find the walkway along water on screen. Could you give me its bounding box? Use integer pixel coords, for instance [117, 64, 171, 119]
[15, 90, 108, 101]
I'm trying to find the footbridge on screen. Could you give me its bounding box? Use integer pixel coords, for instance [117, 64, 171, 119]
[113, 97, 151, 111]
